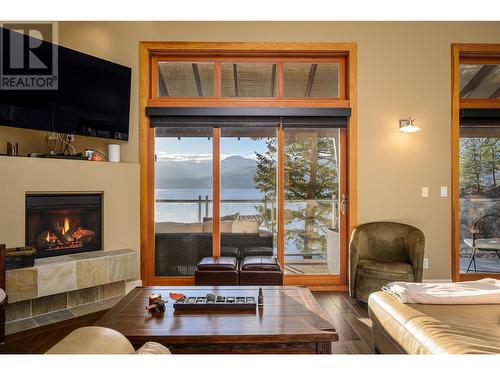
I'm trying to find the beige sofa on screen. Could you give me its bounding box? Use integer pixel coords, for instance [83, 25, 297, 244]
[46, 327, 171, 354]
[368, 291, 500, 354]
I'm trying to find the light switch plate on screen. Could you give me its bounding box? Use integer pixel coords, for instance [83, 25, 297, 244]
[422, 187, 429, 198]
[440, 186, 448, 197]
[423, 258, 429, 269]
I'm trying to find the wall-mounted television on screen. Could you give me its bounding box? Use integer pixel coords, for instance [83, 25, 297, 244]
[0, 27, 131, 141]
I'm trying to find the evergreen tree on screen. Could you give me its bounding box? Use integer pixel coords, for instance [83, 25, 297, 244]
[460, 138, 485, 194]
[254, 132, 338, 257]
[460, 137, 499, 195]
[482, 138, 499, 188]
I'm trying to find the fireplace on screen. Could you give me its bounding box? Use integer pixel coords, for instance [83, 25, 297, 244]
[26, 193, 103, 258]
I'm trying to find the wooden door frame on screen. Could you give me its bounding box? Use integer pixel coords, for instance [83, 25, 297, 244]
[139, 42, 357, 290]
[451, 43, 500, 282]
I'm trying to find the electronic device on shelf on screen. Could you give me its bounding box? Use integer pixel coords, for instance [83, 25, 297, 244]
[28, 153, 89, 161]
[0, 27, 131, 141]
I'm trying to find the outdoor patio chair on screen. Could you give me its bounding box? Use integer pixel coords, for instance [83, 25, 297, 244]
[464, 214, 500, 273]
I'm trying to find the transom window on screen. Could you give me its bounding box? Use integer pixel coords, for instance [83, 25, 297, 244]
[459, 63, 500, 99]
[152, 57, 345, 100]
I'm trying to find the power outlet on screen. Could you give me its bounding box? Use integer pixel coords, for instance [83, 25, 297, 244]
[66, 134, 75, 143]
[422, 187, 429, 198]
[423, 257, 429, 269]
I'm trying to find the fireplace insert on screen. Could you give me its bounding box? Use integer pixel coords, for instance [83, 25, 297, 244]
[26, 193, 103, 258]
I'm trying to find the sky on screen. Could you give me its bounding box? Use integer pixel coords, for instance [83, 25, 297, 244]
[155, 136, 269, 162]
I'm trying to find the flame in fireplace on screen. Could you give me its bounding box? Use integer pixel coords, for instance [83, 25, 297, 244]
[46, 231, 50, 242]
[63, 217, 70, 234]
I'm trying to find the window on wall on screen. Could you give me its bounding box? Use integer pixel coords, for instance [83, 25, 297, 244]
[459, 64, 500, 99]
[283, 63, 340, 98]
[144, 45, 353, 287]
[151, 119, 346, 279]
[157, 62, 215, 97]
[220, 127, 278, 257]
[456, 51, 500, 277]
[283, 128, 341, 275]
[152, 57, 345, 100]
[221, 63, 277, 97]
[458, 122, 500, 274]
[154, 127, 214, 276]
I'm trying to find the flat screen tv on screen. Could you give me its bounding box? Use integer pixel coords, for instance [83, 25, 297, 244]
[0, 27, 131, 141]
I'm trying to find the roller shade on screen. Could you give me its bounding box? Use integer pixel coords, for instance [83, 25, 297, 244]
[150, 116, 280, 128]
[460, 109, 500, 137]
[282, 116, 347, 128]
[146, 107, 351, 128]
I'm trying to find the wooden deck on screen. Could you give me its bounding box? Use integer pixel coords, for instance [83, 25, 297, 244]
[0, 292, 372, 354]
[285, 261, 330, 274]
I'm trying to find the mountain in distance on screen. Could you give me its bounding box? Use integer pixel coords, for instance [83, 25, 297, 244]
[155, 155, 258, 189]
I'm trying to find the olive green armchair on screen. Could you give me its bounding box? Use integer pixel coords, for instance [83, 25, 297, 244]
[349, 222, 425, 303]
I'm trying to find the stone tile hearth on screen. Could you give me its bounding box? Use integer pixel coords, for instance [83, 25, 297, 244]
[4, 249, 141, 334]
[5, 296, 123, 336]
[6, 249, 138, 303]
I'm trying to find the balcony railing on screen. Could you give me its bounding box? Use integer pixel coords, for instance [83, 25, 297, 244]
[155, 197, 339, 260]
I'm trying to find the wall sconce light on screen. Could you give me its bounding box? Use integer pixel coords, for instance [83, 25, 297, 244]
[399, 116, 420, 133]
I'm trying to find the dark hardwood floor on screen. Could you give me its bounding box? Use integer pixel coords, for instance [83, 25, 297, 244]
[0, 291, 372, 354]
[313, 292, 373, 354]
[0, 310, 108, 354]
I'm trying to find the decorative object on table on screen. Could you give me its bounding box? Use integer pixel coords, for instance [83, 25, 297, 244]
[5, 246, 36, 270]
[91, 153, 103, 161]
[258, 287, 264, 306]
[97, 286, 338, 354]
[349, 221, 425, 303]
[173, 292, 256, 310]
[7, 141, 19, 156]
[84, 148, 94, 160]
[146, 293, 166, 313]
[108, 144, 120, 162]
[169, 292, 186, 301]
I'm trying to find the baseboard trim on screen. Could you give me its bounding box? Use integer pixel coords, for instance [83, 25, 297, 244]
[307, 284, 349, 292]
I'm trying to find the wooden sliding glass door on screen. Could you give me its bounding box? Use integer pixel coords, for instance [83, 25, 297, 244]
[452, 44, 500, 281]
[283, 128, 346, 277]
[140, 42, 357, 289]
[154, 127, 214, 276]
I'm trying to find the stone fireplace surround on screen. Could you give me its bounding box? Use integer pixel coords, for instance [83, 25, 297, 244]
[0, 156, 141, 333]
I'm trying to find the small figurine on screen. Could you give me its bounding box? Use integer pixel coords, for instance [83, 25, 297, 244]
[146, 293, 166, 313]
[258, 287, 264, 306]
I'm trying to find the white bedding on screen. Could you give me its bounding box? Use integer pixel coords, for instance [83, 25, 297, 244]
[382, 278, 500, 304]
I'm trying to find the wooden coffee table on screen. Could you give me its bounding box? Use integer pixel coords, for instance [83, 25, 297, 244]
[96, 286, 338, 354]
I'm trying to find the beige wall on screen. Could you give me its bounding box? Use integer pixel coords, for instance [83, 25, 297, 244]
[2, 22, 500, 279]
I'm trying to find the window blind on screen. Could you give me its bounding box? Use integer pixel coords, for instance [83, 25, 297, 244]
[146, 107, 351, 128]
